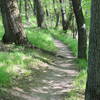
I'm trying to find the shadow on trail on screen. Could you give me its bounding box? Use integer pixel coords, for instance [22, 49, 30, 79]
[0, 40, 78, 100]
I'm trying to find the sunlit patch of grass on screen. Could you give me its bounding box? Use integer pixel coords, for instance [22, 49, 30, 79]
[66, 70, 86, 100]
[75, 70, 87, 92]
[0, 17, 57, 87]
[22, 16, 37, 28]
[0, 66, 11, 87]
[0, 46, 52, 87]
[25, 28, 57, 52]
[0, 51, 31, 86]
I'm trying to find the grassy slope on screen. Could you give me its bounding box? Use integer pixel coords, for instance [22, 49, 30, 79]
[25, 27, 57, 52]
[0, 17, 56, 87]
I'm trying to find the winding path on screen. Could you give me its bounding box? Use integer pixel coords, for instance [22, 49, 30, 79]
[1, 40, 78, 100]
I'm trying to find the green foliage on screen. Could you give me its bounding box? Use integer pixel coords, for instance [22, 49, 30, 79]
[76, 59, 87, 70]
[0, 17, 57, 87]
[25, 27, 57, 52]
[0, 66, 11, 87]
[0, 48, 53, 87]
[0, 51, 30, 86]
[66, 70, 87, 100]
[75, 70, 87, 91]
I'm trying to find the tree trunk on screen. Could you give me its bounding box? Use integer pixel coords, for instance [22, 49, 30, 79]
[53, 0, 60, 28]
[65, 0, 74, 33]
[24, 0, 29, 22]
[59, 0, 67, 31]
[71, 0, 87, 60]
[34, 0, 46, 28]
[0, 0, 27, 45]
[85, 0, 100, 99]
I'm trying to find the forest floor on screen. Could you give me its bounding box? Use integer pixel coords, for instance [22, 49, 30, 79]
[0, 39, 78, 100]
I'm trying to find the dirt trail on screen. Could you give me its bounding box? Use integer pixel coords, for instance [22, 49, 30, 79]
[0, 40, 78, 100]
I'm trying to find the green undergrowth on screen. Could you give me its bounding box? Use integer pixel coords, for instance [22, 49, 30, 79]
[0, 17, 57, 52]
[0, 18, 57, 87]
[66, 59, 87, 99]
[75, 59, 87, 70]
[0, 18, 56, 87]
[0, 45, 54, 87]
[66, 70, 87, 100]
[22, 15, 57, 52]
[25, 27, 57, 52]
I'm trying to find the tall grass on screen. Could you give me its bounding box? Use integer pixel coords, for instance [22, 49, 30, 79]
[25, 28, 57, 52]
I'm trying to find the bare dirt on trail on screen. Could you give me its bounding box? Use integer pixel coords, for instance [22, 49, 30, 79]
[0, 40, 78, 100]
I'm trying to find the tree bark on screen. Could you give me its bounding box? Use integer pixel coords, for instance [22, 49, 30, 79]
[59, 0, 67, 31]
[53, 0, 60, 28]
[71, 0, 87, 59]
[85, 0, 100, 99]
[0, 0, 27, 45]
[24, 0, 29, 22]
[34, 0, 46, 28]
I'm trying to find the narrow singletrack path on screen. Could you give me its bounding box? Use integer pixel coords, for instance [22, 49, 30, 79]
[1, 40, 78, 100]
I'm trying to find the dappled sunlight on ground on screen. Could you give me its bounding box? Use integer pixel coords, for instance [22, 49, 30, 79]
[0, 40, 78, 100]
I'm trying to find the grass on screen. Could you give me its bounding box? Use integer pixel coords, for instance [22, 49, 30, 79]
[0, 17, 56, 87]
[65, 70, 87, 100]
[75, 59, 87, 70]
[25, 27, 57, 52]
[0, 16, 57, 52]
[0, 45, 54, 87]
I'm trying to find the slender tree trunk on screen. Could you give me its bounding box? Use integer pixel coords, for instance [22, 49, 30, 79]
[85, 0, 100, 99]
[53, 0, 60, 28]
[71, 0, 87, 59]
[55, 13, 60, 28]
[59, 0, 67, 31]
[28, 0, 35, 16]
[34, 0, 46, 28]
[66, 0, 73, 29]
[0, 0, 27, 45]
[33, 0, 36, 16]
[24, 0, 29, 22]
